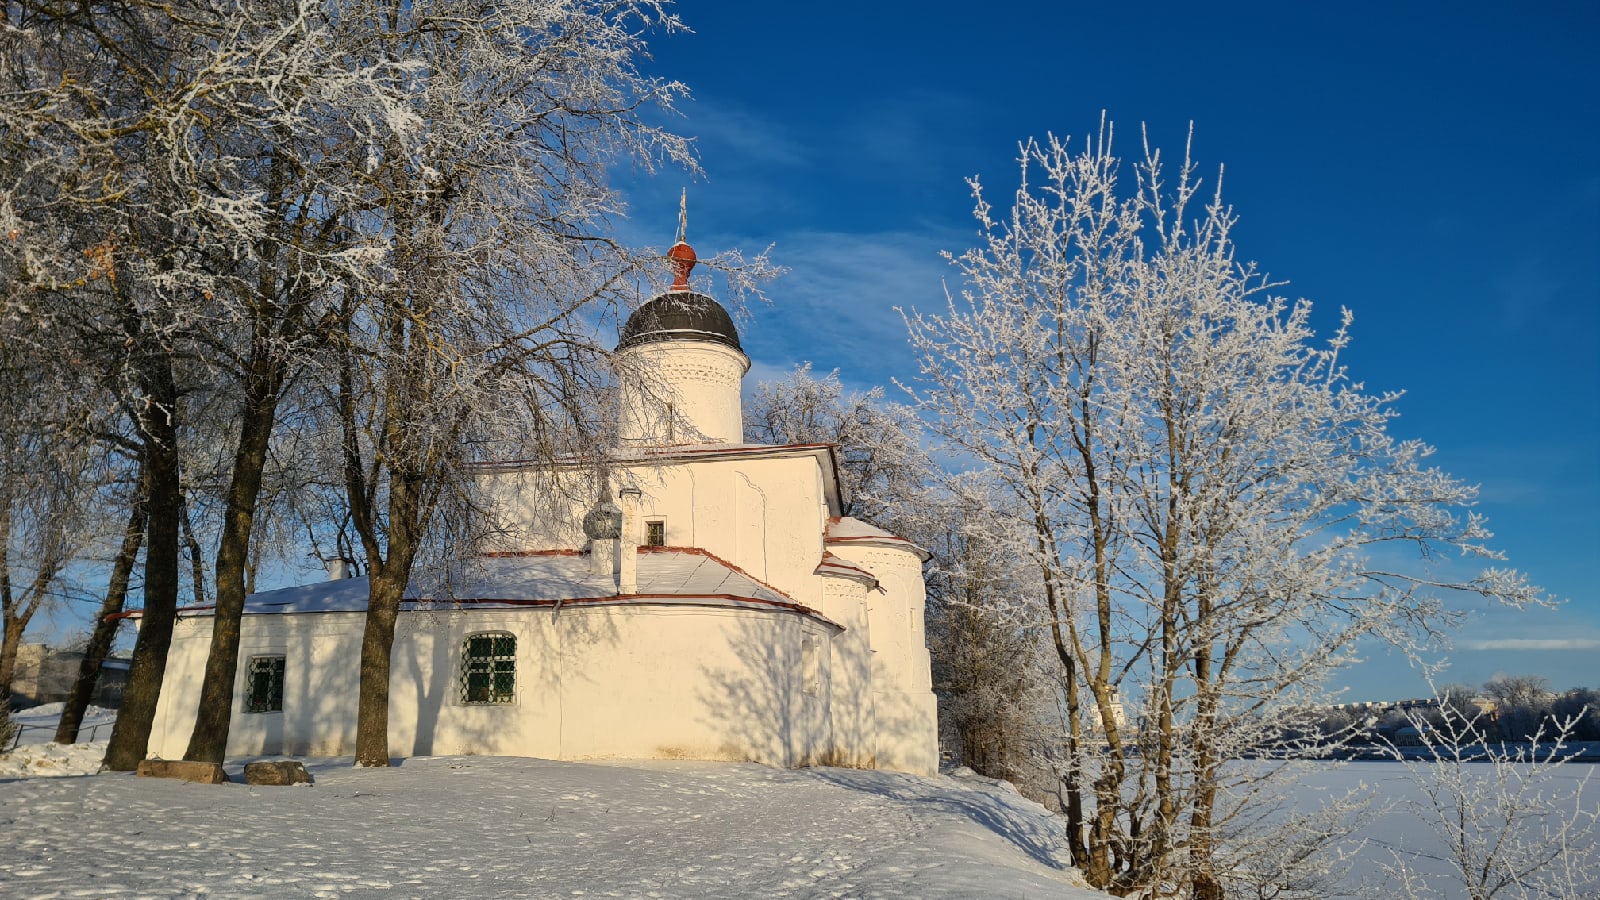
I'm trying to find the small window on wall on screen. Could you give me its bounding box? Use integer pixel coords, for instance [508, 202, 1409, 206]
[645, 519, 666, 547]
[461, 632, 516, 704]
[245, 656, 285, 713]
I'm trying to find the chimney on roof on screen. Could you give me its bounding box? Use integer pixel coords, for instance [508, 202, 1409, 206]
[618, 487, 642, 595]
[327, 558, 352, 581]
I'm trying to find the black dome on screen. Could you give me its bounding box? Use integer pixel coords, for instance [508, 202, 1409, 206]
[617, 291, 742, 352]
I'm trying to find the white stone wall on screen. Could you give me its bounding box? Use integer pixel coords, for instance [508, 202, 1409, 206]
[148, 604, 834, 767]
[150, 613, 366, 759]
[817, 576, 876, 767]
[485, 455, 828, 608]
[827, 544, 939, 775]
[141, 438, 938, 774]
[615, 341, 748, 446]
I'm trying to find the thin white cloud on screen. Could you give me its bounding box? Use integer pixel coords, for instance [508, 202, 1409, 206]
[683, 101, 811, 169]
[1460, 638, 1600, 651]
[738, 228, 953, 389]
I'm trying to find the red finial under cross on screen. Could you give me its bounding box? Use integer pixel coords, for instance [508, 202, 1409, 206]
[669, 188, 695, 290]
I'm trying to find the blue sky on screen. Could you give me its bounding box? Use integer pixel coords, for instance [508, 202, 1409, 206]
[617, 1, 1599, 699]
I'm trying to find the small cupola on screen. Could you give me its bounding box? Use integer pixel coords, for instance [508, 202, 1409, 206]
[583, 485, 623, 581]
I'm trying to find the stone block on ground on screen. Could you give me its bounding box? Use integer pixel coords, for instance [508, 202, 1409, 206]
[136, 759, 228, 784]
[244, 759, 313, 786]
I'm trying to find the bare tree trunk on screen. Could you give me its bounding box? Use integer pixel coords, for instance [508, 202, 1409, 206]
[353, 566, 404, 766]
[104, 352, 183, 771]
[1187, 575, 1223, 900]
[0, 502, 58, 698]
[178, 494, 207, 607]
[0, 615, 24, 700]
[353, 474, 424, 767]
[184, 327, 287, 763]
[0, 501, 14, 697]
[56, 473, 146, 744]
[1188, 726, 1223, 900]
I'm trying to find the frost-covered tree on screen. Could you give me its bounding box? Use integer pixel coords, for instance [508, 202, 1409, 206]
[903, 122, 1546, 897]
[313, 0, 708, 768]
[1379, 695, 1598, 899]
[7, 0, 181, 763]
[0, 346, 108, 698]
[744, 363, 928, 526]
[921, 480, 1053, 790]
[3, 0, 728, 767]
[1, 0, 371, 768]
[1482, 674, 1554, 742]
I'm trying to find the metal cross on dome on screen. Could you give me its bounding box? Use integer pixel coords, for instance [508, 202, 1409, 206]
[676, 188, 688, 244]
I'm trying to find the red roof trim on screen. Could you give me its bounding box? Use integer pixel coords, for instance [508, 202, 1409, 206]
[814, 551, 880, 590]
[825, 518, 931, 561]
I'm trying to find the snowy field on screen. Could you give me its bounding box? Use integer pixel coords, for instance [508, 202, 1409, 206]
[1282, 759, 1600, 898]
[5, 719, 1596, 898]
[0, 741, 1100, 898]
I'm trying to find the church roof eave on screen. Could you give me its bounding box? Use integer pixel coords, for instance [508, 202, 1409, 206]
[814, 552, 880, 590]
[123, 548, 844, 633]
[474, 442, 847, 517]
[825, 516, 931, 562]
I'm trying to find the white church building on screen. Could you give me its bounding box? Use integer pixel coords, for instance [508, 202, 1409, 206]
[141, 237, 940, 774]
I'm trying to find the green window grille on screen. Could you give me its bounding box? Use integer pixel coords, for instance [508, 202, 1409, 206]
[645, 520, 666, 546]
[461, 632, 516, 704]
[246, 656, 285, 713]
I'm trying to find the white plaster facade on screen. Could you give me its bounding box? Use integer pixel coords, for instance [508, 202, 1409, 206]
[140, 258, 939, 774]
[616, 340, 748, 447]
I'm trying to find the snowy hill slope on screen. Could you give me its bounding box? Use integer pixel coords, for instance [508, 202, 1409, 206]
[0, 751, 1102, 898]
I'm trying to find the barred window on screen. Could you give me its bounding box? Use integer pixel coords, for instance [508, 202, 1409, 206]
[245, 656, 285, 713]
[461, 632, 516, 704]
[645, 519, 666, 547]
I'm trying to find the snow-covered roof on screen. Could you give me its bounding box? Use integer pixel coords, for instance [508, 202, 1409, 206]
[136, 550, 836, 628]
[825, 517, 931, 561]
[230, 576, 376, 615]
[813, 552, 880, 590]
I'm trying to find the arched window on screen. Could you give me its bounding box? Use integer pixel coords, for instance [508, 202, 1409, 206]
[460, 632, 516, 704]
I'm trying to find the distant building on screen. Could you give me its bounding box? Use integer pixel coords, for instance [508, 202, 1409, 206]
[135, 232, 939, 774]
[1326, 696, 1497, 718]
[7, 643, 128, 707]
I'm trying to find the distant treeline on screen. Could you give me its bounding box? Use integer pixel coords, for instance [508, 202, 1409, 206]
[1285, 676, 1599, 749]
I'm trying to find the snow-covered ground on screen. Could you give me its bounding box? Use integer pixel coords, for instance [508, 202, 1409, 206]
[1, 740, 1101, 898]
[1286, 759, 1600, 898]
[7, 711, 1594, 898]
[5, 701, 118, 745]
